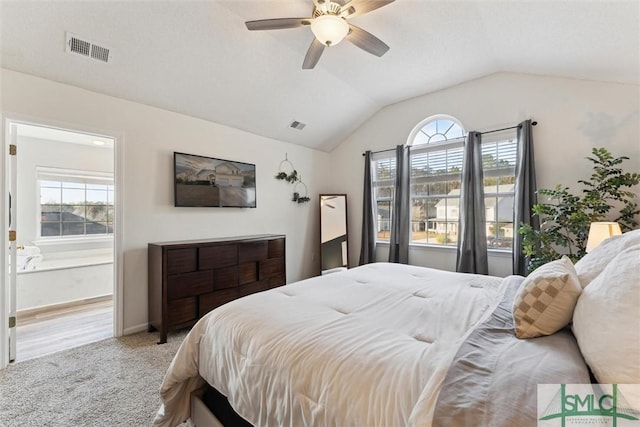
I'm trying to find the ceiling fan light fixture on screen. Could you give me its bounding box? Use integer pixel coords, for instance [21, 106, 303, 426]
[311, 14, 349, 46]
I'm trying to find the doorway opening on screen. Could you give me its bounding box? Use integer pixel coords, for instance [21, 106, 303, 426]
[5, 121, 117, 363]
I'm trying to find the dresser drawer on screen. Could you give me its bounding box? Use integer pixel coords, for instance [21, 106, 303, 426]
[167, 248, 197, 274]
[238, 262, 258, 285]
[214, 266, 238, 290]
[168, 297, 197, 326]
[268, 238, 285, 258]
[238, 241, 268, 263]
[199, 288, 238, 317]
[199, 244, 238, 269]
[167, 271, 213, 299]
[259, 256, 285, 279]
[269, 274, 286, 288]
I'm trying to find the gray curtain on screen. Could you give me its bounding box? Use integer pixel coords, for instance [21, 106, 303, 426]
[456, 131, 489, 274]
[513, 120, 539, 275]
[359, 151, 376, 265]
[388, 145, 410, 264]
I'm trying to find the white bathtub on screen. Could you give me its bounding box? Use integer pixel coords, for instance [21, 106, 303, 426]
[16, 249, 113, 312]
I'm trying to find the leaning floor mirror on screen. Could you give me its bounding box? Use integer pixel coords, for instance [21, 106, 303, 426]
[319, 194, 349, 275]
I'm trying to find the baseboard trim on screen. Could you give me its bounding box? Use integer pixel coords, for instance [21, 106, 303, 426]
[16, 294, 113, 320]
[123, 323, 149, 336]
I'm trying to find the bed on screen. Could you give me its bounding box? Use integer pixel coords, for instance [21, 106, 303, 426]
[154, 231, 640, 427]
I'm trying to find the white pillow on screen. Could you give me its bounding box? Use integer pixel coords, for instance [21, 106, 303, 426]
[572, 244, 640, 384]
[512, 256, 582, 339]
[574, 229, 640, 288]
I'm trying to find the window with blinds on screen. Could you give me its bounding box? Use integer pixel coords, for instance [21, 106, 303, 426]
[370, 115, 517, 250]
[481, 135, 517, 250]
[408, 117, 465, 246]
[372, 155, 396, 241]
[37, 168, 114, 238]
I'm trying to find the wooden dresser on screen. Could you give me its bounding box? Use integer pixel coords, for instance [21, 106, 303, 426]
[148, 234, 286, 343]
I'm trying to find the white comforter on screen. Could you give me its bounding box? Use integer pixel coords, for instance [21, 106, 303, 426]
[154, 262, 504, 427]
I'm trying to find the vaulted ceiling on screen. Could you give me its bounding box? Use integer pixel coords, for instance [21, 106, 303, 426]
[1, 0, 638, 152]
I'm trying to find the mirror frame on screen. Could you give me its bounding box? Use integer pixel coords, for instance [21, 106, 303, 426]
[319, 194, 349, 275]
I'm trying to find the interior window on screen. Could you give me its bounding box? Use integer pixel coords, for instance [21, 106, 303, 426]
[38, 168, 114, 238]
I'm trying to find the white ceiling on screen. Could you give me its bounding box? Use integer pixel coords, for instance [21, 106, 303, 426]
[1, 0, 638, 152]
[15, 123, 114, 148]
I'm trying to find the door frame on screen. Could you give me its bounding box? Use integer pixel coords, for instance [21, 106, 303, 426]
[0, 113, 125, 368]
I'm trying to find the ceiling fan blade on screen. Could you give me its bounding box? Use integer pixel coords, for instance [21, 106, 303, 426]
[340, 0, 394, 18]
[302, 39, 325, 69]
[245, 18, 312, 31]
[346, 25, 389, 57]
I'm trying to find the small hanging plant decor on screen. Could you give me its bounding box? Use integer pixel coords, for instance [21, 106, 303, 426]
[293, 180, 310, 204]
[275, 155, 299, 183]
[275, 154, 310, 204]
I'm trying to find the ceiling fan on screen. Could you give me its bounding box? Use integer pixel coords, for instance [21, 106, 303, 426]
[245, 0, 395, 69]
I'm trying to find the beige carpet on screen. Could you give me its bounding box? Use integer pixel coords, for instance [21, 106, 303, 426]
[0, 329, 189, 427]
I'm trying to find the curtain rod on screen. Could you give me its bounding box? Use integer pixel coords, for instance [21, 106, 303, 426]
[362, 120, 538, 156]
[362, 147, 396, 157]
[480, 120, 537, 135]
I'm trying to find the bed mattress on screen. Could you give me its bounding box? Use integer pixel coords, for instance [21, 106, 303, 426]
[154, 262, 505, 426]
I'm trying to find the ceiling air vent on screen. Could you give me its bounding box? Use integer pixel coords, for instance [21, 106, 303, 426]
[90, 44, 110, 62]
[290, 120, 306, 130]
[68, 36, 90, 57]
[66, 32, 112, 63]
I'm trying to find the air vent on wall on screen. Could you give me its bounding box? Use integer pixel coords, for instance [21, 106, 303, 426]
[290, 120, 306, 130]
[65, 32, 112, 63]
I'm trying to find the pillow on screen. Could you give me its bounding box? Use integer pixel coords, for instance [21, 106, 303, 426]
[572, 244, 640, 384]
[574, 229, 640, 288]
[512, 256, 582, 339]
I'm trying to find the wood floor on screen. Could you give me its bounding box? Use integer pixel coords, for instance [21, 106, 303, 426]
[14, 298, 113, 363]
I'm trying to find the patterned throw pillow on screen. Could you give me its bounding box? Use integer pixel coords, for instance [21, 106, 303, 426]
[512, 256, 582, 339]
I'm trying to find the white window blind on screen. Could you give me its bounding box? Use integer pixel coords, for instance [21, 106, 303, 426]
[370, 116, 517, 251]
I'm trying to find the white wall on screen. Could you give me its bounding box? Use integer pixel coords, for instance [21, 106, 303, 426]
[328, 72, 640, 277]
[1, 69, 330, 334]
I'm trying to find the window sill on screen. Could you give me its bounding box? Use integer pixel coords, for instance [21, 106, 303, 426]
[377, 241, 513, 255]
[377, 241, 458, 250]
[487, 248, 512, 257]
[409, 242, 458, 250]
[33, 236, 113, 254]
[34, 236, 113, 246]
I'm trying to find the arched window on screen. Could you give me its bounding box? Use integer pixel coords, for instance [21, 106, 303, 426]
[409, 115, 466, 146]
[371, 115, 517, 249]
[406, 115, 466, 245]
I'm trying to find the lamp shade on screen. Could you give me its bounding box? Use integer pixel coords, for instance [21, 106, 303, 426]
[311, 15, 349, 46]
[586, 222, 622, 252]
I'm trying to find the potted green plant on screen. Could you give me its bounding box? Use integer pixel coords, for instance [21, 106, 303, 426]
[518, 147, 640, 272]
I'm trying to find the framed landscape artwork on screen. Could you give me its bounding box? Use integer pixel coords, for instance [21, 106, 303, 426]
[174, 152, 256, 208]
